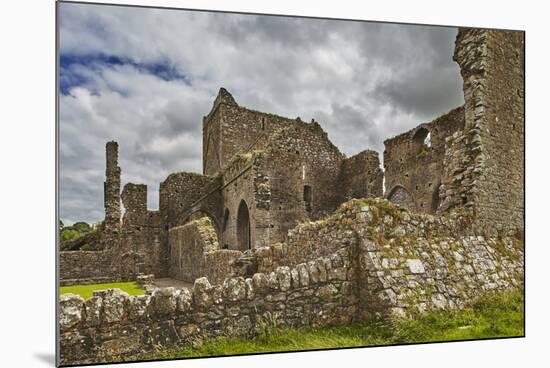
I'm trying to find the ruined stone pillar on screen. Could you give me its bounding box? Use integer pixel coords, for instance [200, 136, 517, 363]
[453, 29, 524, 234]
[104, 141, 121, 230]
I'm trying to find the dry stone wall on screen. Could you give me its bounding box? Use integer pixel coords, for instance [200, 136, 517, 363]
[60, 249, 357, 365]
[237, 198, 523, 319]
[60, 198, 523, 365]
[347, 199, 523, 318]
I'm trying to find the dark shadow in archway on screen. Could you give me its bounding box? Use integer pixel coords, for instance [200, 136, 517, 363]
[236, 200, 251, 251]
[386, 185, 415, 211]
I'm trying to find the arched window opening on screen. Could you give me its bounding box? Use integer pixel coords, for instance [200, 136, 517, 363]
[412, 127, 431, 156]
[387, 185, 415, 210]
[222, 208, 230, 233]
[237, 200, 251, 251]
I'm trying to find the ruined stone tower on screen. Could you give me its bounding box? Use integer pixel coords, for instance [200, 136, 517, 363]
[383, 29, 524, 236]
[104, 141, 121, 231]
[453, 29, 524, 234]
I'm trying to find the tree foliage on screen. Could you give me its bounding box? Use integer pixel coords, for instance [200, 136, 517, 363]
[60, 221, 93, 242]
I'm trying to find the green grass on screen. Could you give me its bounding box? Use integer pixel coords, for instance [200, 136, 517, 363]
[60, 282, 145, 300]
[138, 288, 523, 360]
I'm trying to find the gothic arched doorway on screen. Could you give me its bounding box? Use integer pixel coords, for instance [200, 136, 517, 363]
[387, 185, 415, 210]
[237, 200, 251, 251]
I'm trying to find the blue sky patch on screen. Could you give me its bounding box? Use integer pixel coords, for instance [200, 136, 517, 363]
[59, 53, 191, 95]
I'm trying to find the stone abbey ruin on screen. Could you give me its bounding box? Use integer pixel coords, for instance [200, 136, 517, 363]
[59, 28, 524, 365]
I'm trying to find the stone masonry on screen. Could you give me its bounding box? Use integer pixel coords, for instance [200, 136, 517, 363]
[60, 199, 523, 365]
[59, 27, 524, 365]
[384, 29, 524, 237]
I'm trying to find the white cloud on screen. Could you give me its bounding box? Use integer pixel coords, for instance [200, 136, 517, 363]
[58, 2, 464, 224]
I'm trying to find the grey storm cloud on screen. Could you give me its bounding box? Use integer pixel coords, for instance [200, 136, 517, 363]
[58, 2, 464, 224]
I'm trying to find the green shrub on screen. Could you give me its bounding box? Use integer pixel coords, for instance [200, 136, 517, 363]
[60, 228, 82, 242]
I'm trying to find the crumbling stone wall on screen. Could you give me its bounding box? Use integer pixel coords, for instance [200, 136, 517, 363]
[60, 182, 166, 283]
[60, 199, 523, 365]
[59, 250, 121, 285]
[384, 106, 465, 213]
[339, 149, 384, 202]
[159, 172, 222, 229]
[60, 240, 358, 366]
[250, 214, 357, 275]
[452, 29, 524, 235]
[169, 217, 241, 284]
[199, 89, 382, 250]
[348, 199, 523, 318]
[384, 28, 524, 236]
[118, 183, 164, 277]
[234, 198, 522, 320]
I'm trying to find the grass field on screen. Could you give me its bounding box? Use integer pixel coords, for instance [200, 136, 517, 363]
[137, 288, 523, 360]
[60, 281, 145, 300]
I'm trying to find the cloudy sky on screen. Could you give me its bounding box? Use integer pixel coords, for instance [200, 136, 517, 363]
[59, 2, 464, 225]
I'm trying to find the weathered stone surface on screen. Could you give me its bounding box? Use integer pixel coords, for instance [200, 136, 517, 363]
[150, 288, 177, 316]
[296, 263, 310, 287]
[252, 273, 268, 290]
[60, 294, 84, 331]
[176, 288, 193, 313]
[316, 284, 338, 301]
[223, 277, 246, 301]
[193, 277, 212, 309]
[97, 289, 128, 324]
[407, 259, 426, 274]
[127, 294, 150, 321]
[276, 266, 292, 291]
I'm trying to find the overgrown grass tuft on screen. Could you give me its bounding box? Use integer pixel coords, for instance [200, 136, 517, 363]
[60, 282, 145, 300]
[137, 288, 523, 361]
